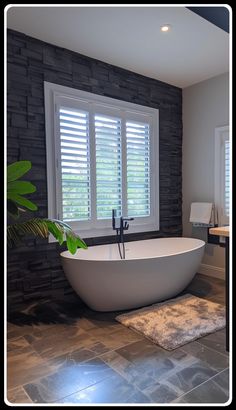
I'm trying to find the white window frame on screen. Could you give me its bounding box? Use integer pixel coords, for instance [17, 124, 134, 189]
[214, 125, 230, 226]
[44, 81, 159, 239]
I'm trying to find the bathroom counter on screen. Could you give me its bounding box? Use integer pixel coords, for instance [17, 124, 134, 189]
[209, 225, 230, 352]
[209, 226, 229, 237]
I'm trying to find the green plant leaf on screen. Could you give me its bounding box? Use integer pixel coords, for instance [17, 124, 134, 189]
[48, 219, 87, 249]
[7, 219, 49, 247]
[47, 221, 64, 245]
[7, 161, 32, 182]
[50, 219, 72, 230]
[66, 232, 78, 255]
[7, 217, 87, 254]
[8, 180, 36, 195]
[76, 236, 88, 249]
[17, 219, 48, 238]
[7, 161, 87, 254]
[7, 193, 38, 211]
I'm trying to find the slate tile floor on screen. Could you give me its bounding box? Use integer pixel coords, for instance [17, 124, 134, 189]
[7, 273, 230, 404]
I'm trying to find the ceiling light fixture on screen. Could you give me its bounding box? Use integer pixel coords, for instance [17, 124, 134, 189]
[161, 25, 171, 32]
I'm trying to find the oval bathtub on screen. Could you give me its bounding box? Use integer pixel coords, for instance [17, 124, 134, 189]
[61, 237, 205, 312]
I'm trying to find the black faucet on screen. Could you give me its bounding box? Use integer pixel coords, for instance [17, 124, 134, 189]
[112, 209, 119, 230]
[119, 216, 134, 245]
[112, 209, 134, 259]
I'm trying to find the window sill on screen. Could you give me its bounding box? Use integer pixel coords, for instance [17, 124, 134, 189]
[48, 223, 159, 243]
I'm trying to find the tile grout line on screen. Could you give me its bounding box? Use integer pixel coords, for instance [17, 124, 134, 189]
[8, 328, 228, 402]
[98, 354, 227, 405]
[195, 338, 229, 358]
[24, 371, 115, 404]
[98, 356, 152, 402]
[9, 337, 145, 395]
[7, 276, 227, 404]
[7, 385, 34, 404]
[97, 350, 217, 402]
[20, 362, 229, 405]
[171, 367, 229, 403]
[7, 339, 56, 393]
[21, 386, 34, 403]
[20, 338, 151, 403]
[52, 358, 152, 404]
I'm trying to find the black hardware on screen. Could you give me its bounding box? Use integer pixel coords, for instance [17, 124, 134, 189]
[112, 210, 134, 259]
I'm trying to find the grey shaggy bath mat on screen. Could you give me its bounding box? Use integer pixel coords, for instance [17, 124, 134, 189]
[116, 294, 225, 350]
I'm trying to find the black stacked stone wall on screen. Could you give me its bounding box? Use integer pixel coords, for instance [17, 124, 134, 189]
[7, 29, 182, 312]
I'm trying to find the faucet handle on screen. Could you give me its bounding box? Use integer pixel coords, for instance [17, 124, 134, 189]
[124, 221, 130, 230]
[112, 209, 116, 230]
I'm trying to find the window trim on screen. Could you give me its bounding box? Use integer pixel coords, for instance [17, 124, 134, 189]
[44, 81, 159, 239]
[214, 125, 229, 226]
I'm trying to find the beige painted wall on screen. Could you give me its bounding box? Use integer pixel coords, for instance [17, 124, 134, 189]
[182, 72, 229, 274]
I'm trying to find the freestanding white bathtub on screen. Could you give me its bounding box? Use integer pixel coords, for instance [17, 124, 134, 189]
[61, 237, 205, 312]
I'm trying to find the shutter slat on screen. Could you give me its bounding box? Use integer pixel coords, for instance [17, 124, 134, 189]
[60, 108, 87, 118]
[61, 136, 88, 144]
[60, 121, 88, 130]
[96, 152, 121, 158]
[60, 129, 87, 137]
[63, 196, 90, 200]
[60, 115, 87, 124]
[61, 159, 89, 165]
[62, 179, 89, 184]
[95, 134, 121, 142]
[61, 147, 88, 155]
[96, 163, 120, 170]
[96, 146, 121, 153]
[61, 141, 88, 149]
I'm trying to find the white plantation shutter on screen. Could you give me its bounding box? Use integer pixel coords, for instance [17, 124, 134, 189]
[224, 139, 230, 217]
[59, 107, 90, 221]
[126, 121, 150, 217]
[45, 82, 159, 237]
[95, 114, 122, 219]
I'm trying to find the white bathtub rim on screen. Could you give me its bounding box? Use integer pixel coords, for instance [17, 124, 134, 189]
[60, 237, 205, 262]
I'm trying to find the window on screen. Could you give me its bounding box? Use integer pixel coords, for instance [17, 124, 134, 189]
[214, 126, 230, 226]
[45, 82, 159, 238]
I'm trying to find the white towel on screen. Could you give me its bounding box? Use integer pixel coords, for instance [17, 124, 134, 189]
[190, 202, 213, 224]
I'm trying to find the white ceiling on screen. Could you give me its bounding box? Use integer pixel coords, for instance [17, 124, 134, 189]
[6, 6, 229, 88]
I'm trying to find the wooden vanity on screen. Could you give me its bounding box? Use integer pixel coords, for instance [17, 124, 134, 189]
[209, 226, 229, 352]
[209, 226, 229, 238]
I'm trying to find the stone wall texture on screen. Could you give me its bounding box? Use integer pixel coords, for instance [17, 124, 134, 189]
[7, 29, 182, 312]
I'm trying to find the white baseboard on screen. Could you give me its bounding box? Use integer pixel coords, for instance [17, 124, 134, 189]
[198, 263, 225, 280]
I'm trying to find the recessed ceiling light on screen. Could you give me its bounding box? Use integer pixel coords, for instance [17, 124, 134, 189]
[161, 25, 171, 32]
